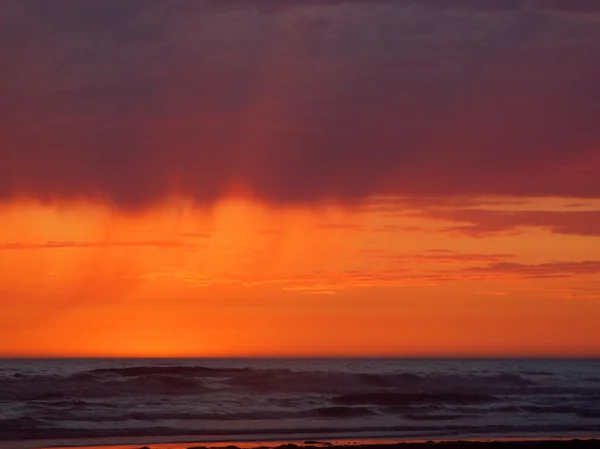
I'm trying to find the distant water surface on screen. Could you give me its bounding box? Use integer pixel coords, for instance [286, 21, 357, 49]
[1, 358, 600, 442]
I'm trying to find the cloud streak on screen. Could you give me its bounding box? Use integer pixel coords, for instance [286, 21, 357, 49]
[422, 209, 600, 236]
[1, 0, 599, 209]
[146, 253, 600, 292]
[0, 240, 195, 251]
[370, 249, 514, 265]
[462, 261, 600, 280]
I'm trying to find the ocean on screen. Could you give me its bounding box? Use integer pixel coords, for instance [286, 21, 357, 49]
[1, 358, 600, 444]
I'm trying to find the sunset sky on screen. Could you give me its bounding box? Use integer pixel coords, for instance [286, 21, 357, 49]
[1, 0, 599, 357]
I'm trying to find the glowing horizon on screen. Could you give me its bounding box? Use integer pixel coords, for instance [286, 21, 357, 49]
[2, 196, 600, 358]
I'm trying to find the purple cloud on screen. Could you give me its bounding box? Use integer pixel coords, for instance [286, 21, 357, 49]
[1, 0, 599, 209]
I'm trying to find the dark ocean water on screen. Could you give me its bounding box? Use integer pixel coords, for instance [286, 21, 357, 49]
[1, 359, 600, 443]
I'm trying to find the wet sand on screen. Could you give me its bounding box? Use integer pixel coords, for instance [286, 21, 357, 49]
[9, 437, 596, 449]
[109, 440, 600, 449]
[148, 440, 600, 449]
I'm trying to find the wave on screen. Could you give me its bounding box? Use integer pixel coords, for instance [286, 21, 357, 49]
[87, 365, 251, 377]
[117, 373, 207, 394]
[492, 404, 600, 417]
[0, 364, 558, 404]
[582, 376, 600, 383]
[403, 413, 473, 421]
[332, 393, 497, 407]
[27, 406, 377, 424]
[226, 370, 535, 394]
[228, 371, 410, 393]
[312, 406, 375, 418]
[4, 420, 600, 442]
[0, 365, 544, 402]
[0, 417, 47, 431]
[2, 373, 208, 401]
[520, 370, 554, 376]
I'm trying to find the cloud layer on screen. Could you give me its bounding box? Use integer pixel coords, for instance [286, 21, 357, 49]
[1, 0, 599, 209]
[423, 209, 600, 236]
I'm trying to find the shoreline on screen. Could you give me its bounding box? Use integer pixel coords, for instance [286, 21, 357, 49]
[4, 435, 600, 449]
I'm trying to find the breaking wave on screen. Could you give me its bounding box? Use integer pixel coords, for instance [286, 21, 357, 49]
[0, 365, 543, 401]
[332, 393, 498, 406]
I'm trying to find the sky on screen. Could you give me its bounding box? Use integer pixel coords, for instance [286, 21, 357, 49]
[1, 0, 599, 357]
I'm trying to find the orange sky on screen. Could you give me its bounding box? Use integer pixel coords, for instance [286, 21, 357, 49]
[1, 1, 600, 357]
[2, 196, 600, 357]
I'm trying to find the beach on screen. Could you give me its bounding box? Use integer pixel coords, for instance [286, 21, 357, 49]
[4, 437, 600, 449]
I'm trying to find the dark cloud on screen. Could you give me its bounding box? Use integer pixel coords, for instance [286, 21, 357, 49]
[1, 0, 599, 209]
